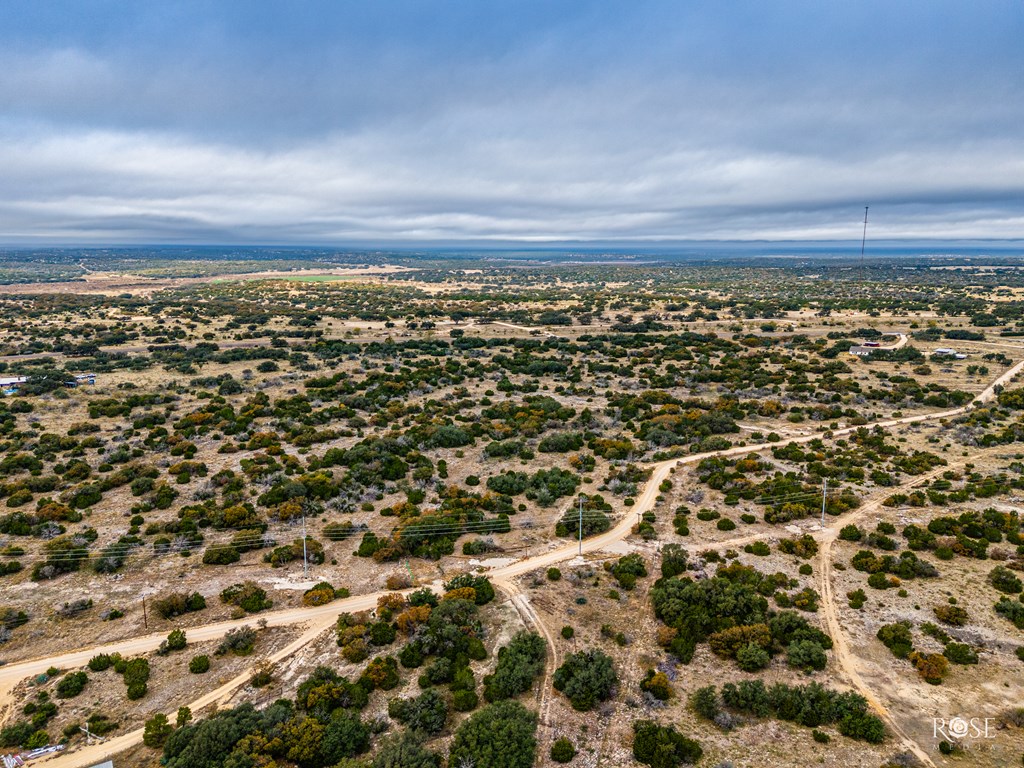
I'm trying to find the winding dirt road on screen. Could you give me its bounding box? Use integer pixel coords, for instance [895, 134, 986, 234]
[814, 463, 962, 768]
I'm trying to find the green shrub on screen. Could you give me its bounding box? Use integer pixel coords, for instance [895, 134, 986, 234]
[152, 591, 206, 619]
[483, 632, 546, 702]
[56, 671, 88, 699]
[607, 553, 648, 590]
[448, 700, 537, 768]
[838, 525, 862, 542]
[711, 679, 885, 742]
[943, 642, 979, 665]
[934, 604, 970, 626]
[551, 737, 577, 763]
[876, 622, 914, 659]
[690, 686, 720, 721]
[867, 572, 893, 590]
[189, 655, 210, 674]
[921, 622, 950, 644]
[453, 689, 479, 712]
[216, 626, 257, 656]
[0, 722, 34, 748]
[990, 566, 1023, 594]
[220, 582, 273, 613]
[157, 629, 187, 655]
[369, 621, 397, 646]
[639, 669, 673, 701]
[202, 546, 239, 565]
[632, 720, 703, 767]
[142, 713, 172, 749]
[126, 682, 147, 700]
[88, 654, 114, 672]
[787, 640, 827, 672]
[387, 689, 448, 735]
[553, 649, 617, 711]
[996, 597, 1024, 629]
[122, 658, 150, 699]
[736, 642, 770, 672]
[444, 574, 496, 605]
[24, 730, 50, 749]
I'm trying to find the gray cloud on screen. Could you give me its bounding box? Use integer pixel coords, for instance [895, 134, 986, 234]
[0, 1, 1022, 243]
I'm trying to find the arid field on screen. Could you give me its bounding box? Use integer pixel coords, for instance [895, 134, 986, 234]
[0, 251, 1022, 768]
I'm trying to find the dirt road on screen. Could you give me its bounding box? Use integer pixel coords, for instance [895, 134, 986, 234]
[814, 464, 960, 768]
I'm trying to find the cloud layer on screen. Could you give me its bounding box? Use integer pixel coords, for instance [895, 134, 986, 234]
[0, 1, 1022, 244]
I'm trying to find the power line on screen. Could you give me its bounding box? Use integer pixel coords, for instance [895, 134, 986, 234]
[3, 482, 853, 567]
[0, 511, 626, 566]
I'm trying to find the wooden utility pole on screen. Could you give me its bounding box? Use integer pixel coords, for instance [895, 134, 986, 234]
[821, 478, 828, 526]
[578, 495, 584, 555]
[302, 512, 308, 579]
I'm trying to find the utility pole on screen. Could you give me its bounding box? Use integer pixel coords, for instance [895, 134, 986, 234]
[821, 478, 828, 527]
[578, 494, 584, 556]
[301, 512, 308, 579]
[142, 596, 147, 629]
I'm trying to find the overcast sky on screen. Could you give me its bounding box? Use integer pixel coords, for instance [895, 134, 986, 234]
[1, 0, 1022, 245]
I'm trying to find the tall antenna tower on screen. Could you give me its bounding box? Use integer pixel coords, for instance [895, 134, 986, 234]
[860, 206, 870, 278]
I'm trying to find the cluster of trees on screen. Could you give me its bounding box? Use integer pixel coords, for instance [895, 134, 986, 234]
[0, 687, 62, 750]
[651, 563, 831, 670]
[691, 680, 885, 742]
[485, 467, 580, 506]
[897, 506, 1024, 563]
[76, 652, 150, 701]
[851, 550, 939, 586]
[156, 656, 538, 768]
[876, 621, 952, 684]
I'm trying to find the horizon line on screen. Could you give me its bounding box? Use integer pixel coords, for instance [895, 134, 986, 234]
[2, 237, 1024, 252]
